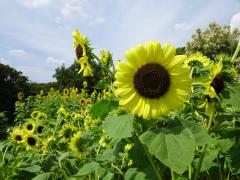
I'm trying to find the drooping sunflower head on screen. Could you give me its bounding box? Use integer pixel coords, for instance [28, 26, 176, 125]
[10, 127, 24, 144]
[185, 53, 212, 81]
[23, 120, 36, 133]
[203, 60, 224, 100]
[69, 132, 85, 158]
[59, 124, 78, 141]
[73, 30, 87, 60]
[114, 41, 191, 119]
[24, 134, 39, 150]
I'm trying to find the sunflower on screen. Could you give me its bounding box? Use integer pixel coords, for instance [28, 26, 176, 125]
[15, 101, 21, 108]
[31, 111, 40, 119]
[42, 135, 56, 155]
[73, 30, 93, 77]
[57, 106, 68, 118]
[100, 50, 111, 64]
[203, 60, 224, 99]
[114, 42, 191, 119]
[63, 88, 69, 95]
[69, 132, 85, 158]
[24, 134, 39, 150]
[23, 120, 36, 133]
[17, 92, 24, 99]
[10, 128, 24, 144]
[36, 112, 47, 121]
[36, 122, 45, 134]
[185, 53, 212, 67]
[59, 124, 78, 141]
[79, 98, 87, 105]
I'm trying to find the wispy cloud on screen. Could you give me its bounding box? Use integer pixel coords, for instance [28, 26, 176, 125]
[8, 49, 28, 57]
[45, 56, 65, 66]
[230, 12, 240, 30]
[0, 58, 9, 65]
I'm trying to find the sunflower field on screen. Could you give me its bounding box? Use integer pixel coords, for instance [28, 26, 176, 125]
[1, 29, 240, 180]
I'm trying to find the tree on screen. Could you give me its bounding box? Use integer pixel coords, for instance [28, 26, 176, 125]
[186, 22, 240, 59]
[0, 63, 32, 124]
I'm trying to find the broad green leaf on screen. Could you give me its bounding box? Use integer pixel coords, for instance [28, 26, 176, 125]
[20, 165, 41, 173]
[96, 149, 114, 161]
[125, 168, 147, 180]
[226, 145, 240, 175]
[139, 126, 195, 174]
[32, 172, 52, 180]
[103, 114, 134, 140]
[103, 172, 114, 180]
[222, 83, 240, 111]
[194, 147, 219, 172]
[77, 162, 100, 176]
[58, 152, 70, 167]
[214, 128, 240, 138]
[214, 139, 234, 153]
[181, 120, 211, 146]
[90, 99, 118, 119]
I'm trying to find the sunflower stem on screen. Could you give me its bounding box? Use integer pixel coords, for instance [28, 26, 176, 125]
[134, 121, 162, 180]
[171, 169, 176, 180]
[231, 41, 240, 63]
[194, 102, 215, 180]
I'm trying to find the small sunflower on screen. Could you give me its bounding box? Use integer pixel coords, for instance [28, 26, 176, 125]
[17, 92, 24, 99]
[80, 98, 87, 105]
[203, 60, 224, 99]
[15, 101, 21, 108]
[63, 88, 69, 95]
[69, 132, 85, 158]
[114, 42, 191, 119]
[185, 53, 212, 67]
[36, 112, 47, 121]
[10, 128, 24, 144]
[59, 124, 78, 141]
[31, 111, 40, 119]
[57, 106, 68, 118]
[24, 134, 39, 150]
[100, 50, 112, 64]
[23, 120, 36, 133]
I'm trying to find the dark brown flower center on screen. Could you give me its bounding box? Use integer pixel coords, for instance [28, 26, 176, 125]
[27, 124, 33, 130]
[210, 73, 224, 94]
[15, 135, 22, 141]
[27, 137, 36, 146]
[134, 63, 170, 98]
[76, 45, 84, 59]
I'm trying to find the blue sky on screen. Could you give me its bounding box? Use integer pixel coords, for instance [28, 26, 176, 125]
[0, 0, 240, 82]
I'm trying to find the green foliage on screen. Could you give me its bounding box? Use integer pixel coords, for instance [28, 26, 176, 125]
[103, 114, 134, 140]
[139, 125, 196, 174]
[186, 22, 240, 59]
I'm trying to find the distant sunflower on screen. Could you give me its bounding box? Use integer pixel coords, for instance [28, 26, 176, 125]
[80, 99, 87, 105]
[59, 124, 78, 141]
[24, 134, 39, 150]
[203, 60, 224, 99]
[31, 111, 40, 119]
[63, 88, 69, 95]
[10, 128, 24, 144]
[23, 120, 36, 133]
[69, 132, 85, 158]
[114, 41, 191, 119]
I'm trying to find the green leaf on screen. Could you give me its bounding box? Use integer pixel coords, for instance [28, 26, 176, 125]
[103, 172, 114, 180]
[90, 99, 118, 119]
[96, 149, 114, 162]
[20, 165, 41, 173]
[103, 114, 134, 140]
[194, 147, 219, 171]
[181, 120, 211, 146]
[125, 168, 147, 180]
[214, 128, 240, 138]
[139, 126, 195, 174]
[32, 172, 52, 180]
[77, 162, 100, 176]
[222, 83, 240, 111]
[226, 145, 240, 175]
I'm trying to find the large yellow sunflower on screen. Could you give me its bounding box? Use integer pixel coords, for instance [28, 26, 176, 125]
[72, 30, 93, 77]
[203, 60, 223, 99]
[114, 41, 191, 119]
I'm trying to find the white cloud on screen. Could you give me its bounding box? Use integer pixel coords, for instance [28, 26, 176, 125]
[88, 16, 105, 26]
[45, 56, 65, 66]
[8, 49, 28, 57]
[230, 12, 240, 30]
[22, 0, 52, 8]
[16, 65, 56, 82]
[0, 58, 9, 65]
[174, 22, 193, 31]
